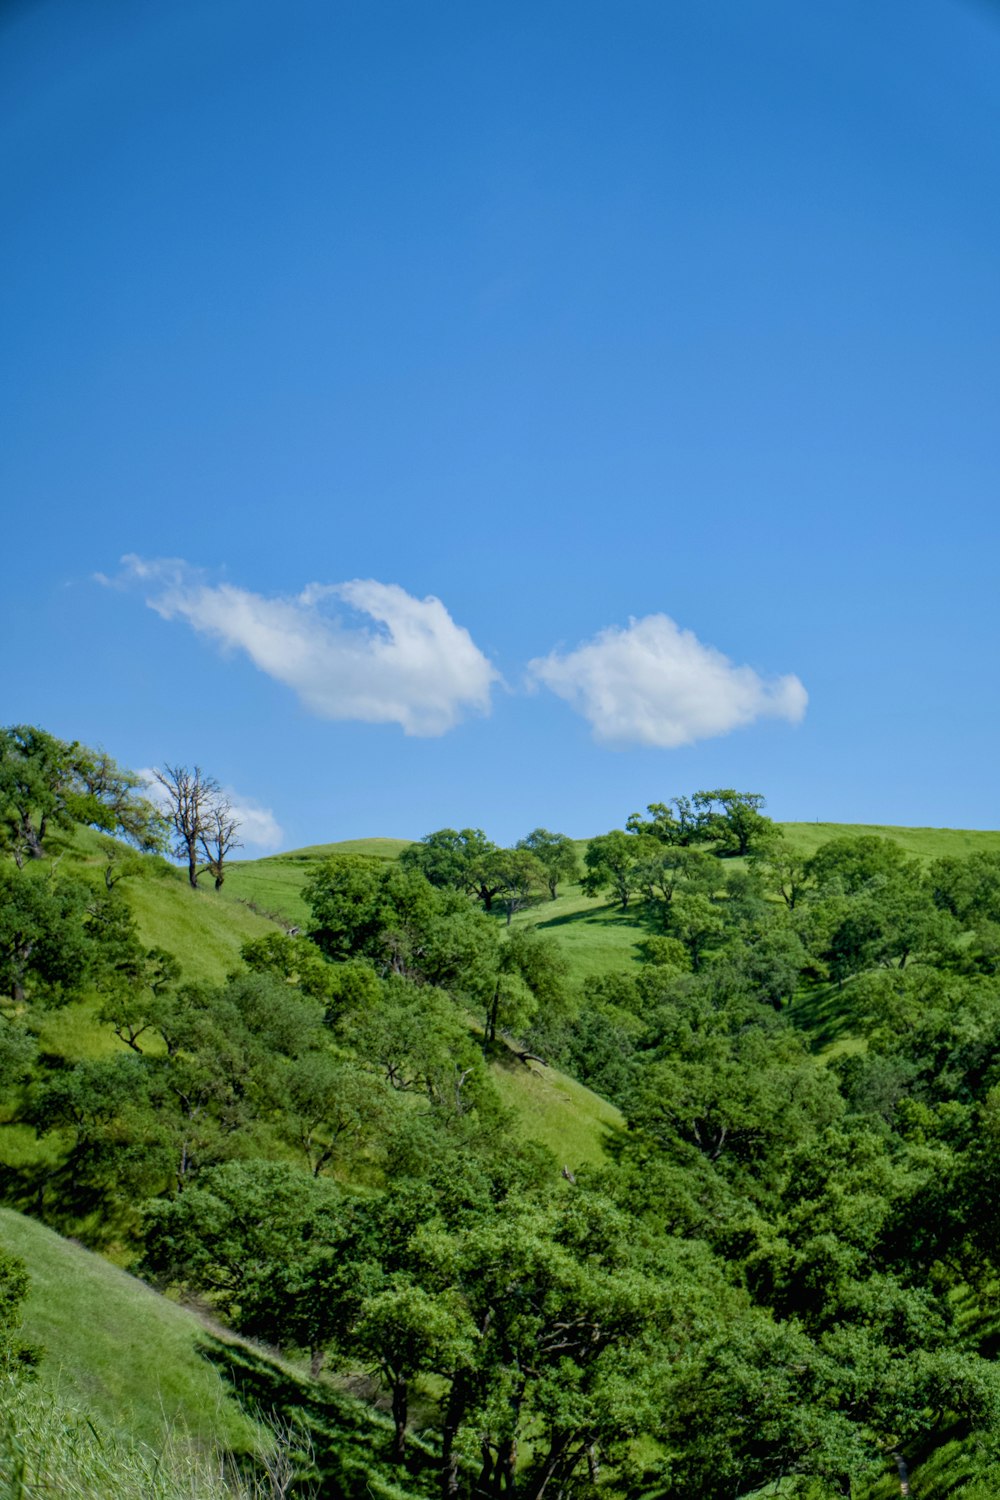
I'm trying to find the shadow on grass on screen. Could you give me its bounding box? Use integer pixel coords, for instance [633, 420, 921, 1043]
[787, 979, 870, 1052]
[0, 1155, 142, 1250]
[532, 902, 658, 934]
[198, 1335, 439, 1500]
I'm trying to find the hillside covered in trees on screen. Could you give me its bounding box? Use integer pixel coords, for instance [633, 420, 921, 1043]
[4, 725, 1000, 1497]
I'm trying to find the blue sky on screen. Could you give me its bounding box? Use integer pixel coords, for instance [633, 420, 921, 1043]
[3, 0, 999, 851]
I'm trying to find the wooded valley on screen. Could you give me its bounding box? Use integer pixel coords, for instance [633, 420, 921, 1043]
[3, 725, 1000, 1498]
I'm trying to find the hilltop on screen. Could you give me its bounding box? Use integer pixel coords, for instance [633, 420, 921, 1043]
[223, 820, 1000, 988]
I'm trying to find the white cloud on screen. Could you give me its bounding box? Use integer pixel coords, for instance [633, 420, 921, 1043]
[137, 769, 284, 853]
[114, 557, 499, 736]
[222, 795, 283, 852]
[528, 613, 807, 749]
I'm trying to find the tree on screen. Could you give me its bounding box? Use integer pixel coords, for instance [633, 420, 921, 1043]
[142, 1160, 372, 1376]
[352, 976, 486, 1109]
[198, 797, 242, 890]
[807, 835, 909, 895]
[278, 1052, 395, 1177]
[0, 1247, 42, 1380]
[626, 792, 778, 857]
[695, 789, 777, 857]
[635, 846, 717, 918]
[582, 830, 649, 908]
[0, 726, 94, 862]
[152, 764, 239, 890]
[516, 829, 580, 900]
[303, 855, 385, 960]
[627, 797, 707, 846]
[0, 865, 94, 1006]
[492, 848, 546, 925]
[666, 892, 726, 971]
[72, 749, 168, 852]
[753, 841, 812, 909]
[355, 1279, 473, 1463]
[97, 910, 182, 1054]
[0, 728, 164, 864]
[400, 828, 510, 912]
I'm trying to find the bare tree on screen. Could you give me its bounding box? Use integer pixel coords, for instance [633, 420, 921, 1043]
[153, 764, 237, 890]
[199, 796, 243, 890]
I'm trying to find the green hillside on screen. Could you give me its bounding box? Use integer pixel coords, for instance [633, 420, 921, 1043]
[778, 821, 1000, 861]
[9, 772, 1000, 1498]
[3, 825, 622, 1176]
[48, 824, 283, 985]
[0, 1206, 259, 1455]
[224, 821, 1000, 991]
[0, 1207, 443, 1500]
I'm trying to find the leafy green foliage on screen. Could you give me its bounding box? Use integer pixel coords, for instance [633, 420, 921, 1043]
[515, 829, 579, 900]
[13, 724, 1000, 1497]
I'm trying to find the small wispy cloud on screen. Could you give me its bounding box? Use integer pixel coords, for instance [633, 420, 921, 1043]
[528, 612, 807, 748]
[138, 768, 284, 853]
[109, 556, 499, 737]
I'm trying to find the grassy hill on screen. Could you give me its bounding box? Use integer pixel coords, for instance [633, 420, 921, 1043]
[5, 826, 622, 1177]
[8, 816, 1000, 1496]
[0, 1207, 444, 1499]
[0, 1206, 259, 1456]
[778, 821, 1000, 861]
[223, 821, 1000, 992]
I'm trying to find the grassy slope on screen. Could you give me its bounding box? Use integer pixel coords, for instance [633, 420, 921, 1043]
[48, 823, 282, 985]
[0, 1206, 260, 1455]
[0, 1207, 438, 1500]
[489, 1050, 623, 1170]
[226, 822, 1000, 993]
[779, 821, 1000, 861]
[15, 830, 621, 1174]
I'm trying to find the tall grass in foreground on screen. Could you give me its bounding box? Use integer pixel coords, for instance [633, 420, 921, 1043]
[0, 1379, 317, 1500]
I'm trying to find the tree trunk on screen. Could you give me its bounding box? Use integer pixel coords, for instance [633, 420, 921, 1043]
[522, 1434, 571, 1500]
[390, 1379, 408, 1462]
[21, 816, 44, 860]
[484, 988, 500, 1047]
[493, 1437, 516, 1496]
[478, 1438, 495, 1497]
[310, 1346, 325, 1379]
[441, 1375, 469, 1500]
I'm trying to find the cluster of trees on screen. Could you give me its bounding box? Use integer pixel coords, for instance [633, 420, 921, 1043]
[10, 731, 1000, 1494]
[399, 827, 579, 921]
[0, 724, 243, 890]
[581, 789, 777, 911]
[0, 726, 165, 865]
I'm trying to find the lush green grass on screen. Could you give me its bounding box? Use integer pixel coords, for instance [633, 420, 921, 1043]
[39, 822, 282, 985]
[126, 874, 279, 985]
[275, 838, 412, 862]
[0, 1209, 435, 1499]
[489, 1047, 624, 1171]
[0, 1207, 260, 1456]
[507, 886, 653, 979]
[779, 821, 1000, 861]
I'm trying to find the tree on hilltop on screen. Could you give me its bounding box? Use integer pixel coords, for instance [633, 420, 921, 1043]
[400, 828, 510, 912]
[627, 789, 777, 858]
[516, 828, 579, 899]
[582, 829, 649, 908]
[153, 764, 240, 890]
